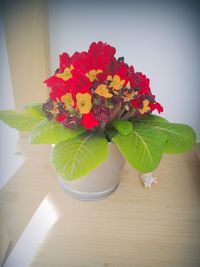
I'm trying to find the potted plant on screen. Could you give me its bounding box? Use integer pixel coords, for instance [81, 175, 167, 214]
[0, 41, 196, 200]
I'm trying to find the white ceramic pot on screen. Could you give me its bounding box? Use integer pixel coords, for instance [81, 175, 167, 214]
[57, 143, 125, 200]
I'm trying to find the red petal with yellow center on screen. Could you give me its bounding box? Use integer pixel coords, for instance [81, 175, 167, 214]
[59, 52, 71, 72]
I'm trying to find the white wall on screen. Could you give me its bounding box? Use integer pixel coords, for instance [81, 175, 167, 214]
[48, 0, 200, 141]
[0, 15, 15, 110]
[0, 15, 24, 189]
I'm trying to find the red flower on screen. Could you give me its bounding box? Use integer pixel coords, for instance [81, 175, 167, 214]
[88, 41, 116, 59]
[97, 60, 129, 90]
[69, 70, 92, 101]
[50, 88, 64, 101]
[44, 52, 85, 94]
[59, 52, 71, 72]
[43, 41, 164, 130]
[134, 72, 151, 94]
[131, 97, 142, 109]
[127, 65, 137, 88]
[44, 75, 67, 89]
[56, 113, 66, 122]
[73, 42, 116, 82]
[59, 51, 86, 72]
[149, 102, 164, 113]
[44, 76, 69, 101]
[80, 112, 99, 129]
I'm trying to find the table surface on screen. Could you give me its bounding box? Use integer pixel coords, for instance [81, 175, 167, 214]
[0, 136, 200, 267]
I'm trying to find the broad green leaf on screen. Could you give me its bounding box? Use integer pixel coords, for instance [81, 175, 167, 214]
[134, 114, 168, 125]
[113, 124, 167, 173]
[50, 134, 108, 180]
[30, 118, 85, 144]
[152, 123, 196, 154]
[24, 103, 45, 117]
[0, 107, 44, 132]
[112, 119, 133, 135]
[133, 115, 196, 154]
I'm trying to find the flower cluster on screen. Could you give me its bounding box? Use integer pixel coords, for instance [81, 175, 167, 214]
[43, 41, 163, 130]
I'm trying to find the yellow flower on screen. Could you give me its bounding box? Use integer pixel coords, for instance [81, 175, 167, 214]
[61, 93, 74, 108]
[107, 75, 125, 90]
[56, 65, 74, 81]
[86, 69, 102, 82]
[95, 84, 113, 98]
[123, 91, 135, 101]
[139, 99, 150, 114]
[76, 93, 92, 114]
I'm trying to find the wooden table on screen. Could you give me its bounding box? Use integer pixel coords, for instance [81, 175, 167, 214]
[1, 137, 200, 267]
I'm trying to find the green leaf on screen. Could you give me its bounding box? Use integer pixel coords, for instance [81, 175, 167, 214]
[112, 119, 133, 135]
[133, 115, 196, 154]
[30, 118, 85, 144]
[50, 134, 108, 180]
[152, 123, 196, 154]
[24, 102, 45, 117]
[134, 114, 168, 125]
[113, 124, 167, 173]
[0, 106, 44, 132]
